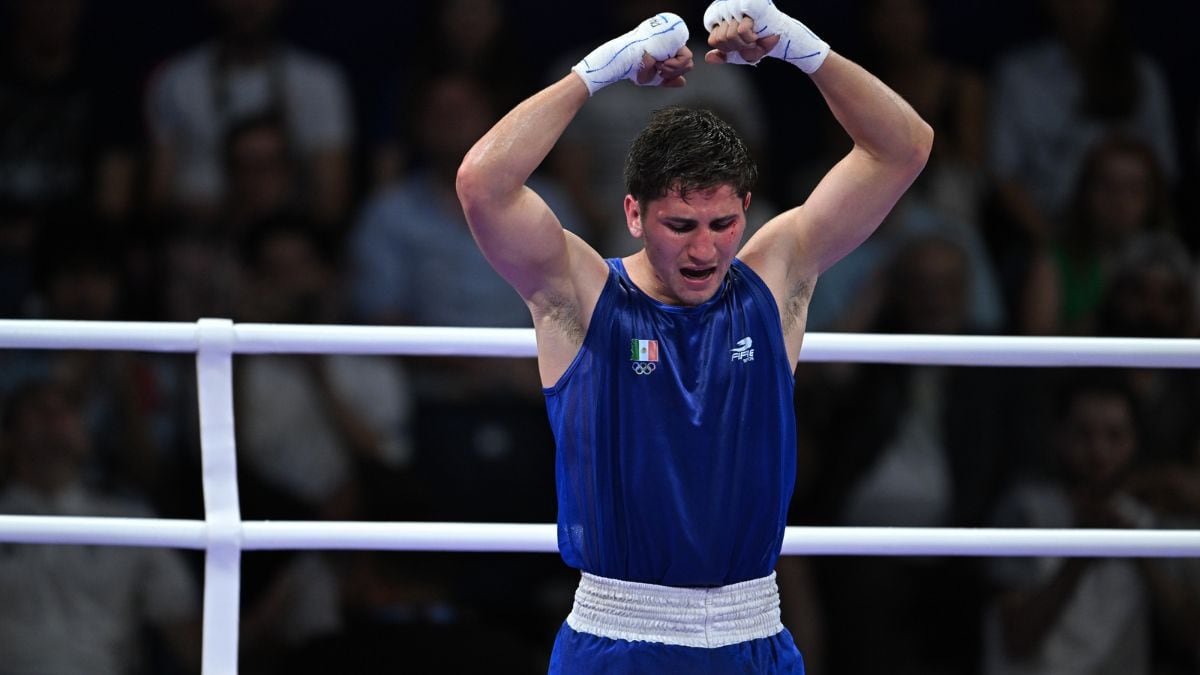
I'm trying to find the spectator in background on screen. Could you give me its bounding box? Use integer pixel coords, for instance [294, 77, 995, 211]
[857, 0, 988, 231]
[1096, 232, 1196, 341]
[0, 199, 40, 317]
[222, 111, 298, 234]
[0, 0, 137, 222]
[1129, 431, 1200, 674]
[805, 195, 1006, 333]
[800, 235, 1027, 675]
[236, 216, 412, 522]
[981, 372, 1197, 675]
[1094, 232, 1200, 477]
[233, 218, 414, 673]
[549, 0, 773, 257]
[1020, 135, 1174, 335]
[349, 72, 582, 336]
[1092, 234, 1200, 674]
[145, 0, 354, 228]
[0, 226, 183, 508]
[368, 0, 531, 191]
[349, 71, 569, 642]
[987, 0, 1177, 251]
[0, 378, 201, 674]
[156, 110, 299, 326]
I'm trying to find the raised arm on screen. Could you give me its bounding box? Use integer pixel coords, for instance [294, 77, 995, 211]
[456, 74, 595, 303]
[456, 14, 692, 383]
[457, 14, 691, 298]
[703, 1, 933, 352]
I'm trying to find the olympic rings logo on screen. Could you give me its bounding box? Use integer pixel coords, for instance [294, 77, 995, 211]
[631, 362, 657, 375]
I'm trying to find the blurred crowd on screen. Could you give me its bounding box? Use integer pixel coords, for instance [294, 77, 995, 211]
[0, 0, 1198, 673]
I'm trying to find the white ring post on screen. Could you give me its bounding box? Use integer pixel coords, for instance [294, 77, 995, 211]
[196, 318, 243, 675]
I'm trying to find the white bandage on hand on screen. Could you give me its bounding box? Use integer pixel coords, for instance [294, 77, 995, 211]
[571, 13, 689, 96]
[703, 0, 829, 72]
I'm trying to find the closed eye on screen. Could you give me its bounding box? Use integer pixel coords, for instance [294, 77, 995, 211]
[663, 219, 697, 233]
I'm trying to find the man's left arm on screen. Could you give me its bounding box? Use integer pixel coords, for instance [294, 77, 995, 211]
[712, 2, 933, 337]
[787, 52, 934, 276]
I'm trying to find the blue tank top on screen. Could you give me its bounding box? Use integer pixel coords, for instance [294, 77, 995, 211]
[544, 258, 797, 587]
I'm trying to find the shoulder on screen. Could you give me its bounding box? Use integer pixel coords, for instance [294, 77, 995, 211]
[739, 210, 818, 302]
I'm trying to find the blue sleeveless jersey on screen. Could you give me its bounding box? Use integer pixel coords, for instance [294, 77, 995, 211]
[544, 258, 797, 587]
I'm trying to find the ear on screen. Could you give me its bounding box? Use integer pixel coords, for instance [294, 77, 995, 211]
[624, 195, 644, 238]
[743, 192, 752, 211]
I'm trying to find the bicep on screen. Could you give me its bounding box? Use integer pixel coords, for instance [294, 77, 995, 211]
[794, 147, 920, 275]
[462, 185, 576, 302]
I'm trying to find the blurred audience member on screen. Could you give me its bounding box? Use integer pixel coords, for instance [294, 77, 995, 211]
[272, 551, 543, 674]
[801, 236, 1028, 675]
[0, 227, 183, 505]
[807, 198, 1006, 333]
[155, 111, 300, 326]
[368, 0, 531, 190]
[858, 0, 988, 229]
[1096, 232, 1196, 340]
[1129, 434, 1200, 674]
[145, 0, 354, 226]
[981, 372, 1195, 675]
[0, 0, 137, 222]
[349, 72, 581, 335]
[987, 0, 1177, 249]
[0, 200, 40, 317]
[222, 110, 298, 234]
[1020, 135, 1174, 335]
[0, 378, 201, 674]
[236, 217, 412, 521]
[1095, 232, 1200, 484]
[233, 218, 413, 672]
[348, 70, 567, 640]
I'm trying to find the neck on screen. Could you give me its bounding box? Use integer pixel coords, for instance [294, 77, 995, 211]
[623, 251, 688, 306]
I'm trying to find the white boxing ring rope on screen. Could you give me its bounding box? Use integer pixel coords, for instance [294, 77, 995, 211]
[1, 319, 1199, 674]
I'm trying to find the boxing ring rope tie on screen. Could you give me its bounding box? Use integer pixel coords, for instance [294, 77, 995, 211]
[1, 318, 1199, 674]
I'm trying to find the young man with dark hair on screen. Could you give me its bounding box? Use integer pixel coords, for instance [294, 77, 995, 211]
[456, 2, 932, 671]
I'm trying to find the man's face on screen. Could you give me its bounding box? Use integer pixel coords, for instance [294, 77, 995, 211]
[1060, 391, 1136, 491]
[625, 184, 748, 306]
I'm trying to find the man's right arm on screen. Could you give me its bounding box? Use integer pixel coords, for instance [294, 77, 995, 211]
[456, 74, 602, 311]
[457, 15, 691, 384]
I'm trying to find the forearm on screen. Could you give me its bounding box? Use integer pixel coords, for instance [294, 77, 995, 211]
[809, 53, 933, 168]
[702, 0, 929, 166]
[457, 75, 588, 206]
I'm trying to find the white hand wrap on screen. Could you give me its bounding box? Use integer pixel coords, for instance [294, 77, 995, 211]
[571, 13, 689, 96]
[703, 0, 829, 72]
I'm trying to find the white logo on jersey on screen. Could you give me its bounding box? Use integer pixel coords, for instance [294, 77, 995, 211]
[731, 336, 755, 363]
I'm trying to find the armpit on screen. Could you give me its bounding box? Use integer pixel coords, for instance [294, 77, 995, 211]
[538, 292, 586, 346]
[782, 277, 814, 334]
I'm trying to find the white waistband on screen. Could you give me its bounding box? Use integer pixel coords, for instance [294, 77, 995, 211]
[566, 572, 783, 649]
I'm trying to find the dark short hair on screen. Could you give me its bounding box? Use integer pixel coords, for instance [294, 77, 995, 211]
[1052, 369, 1138, 427]
[624, 106, 757, 205]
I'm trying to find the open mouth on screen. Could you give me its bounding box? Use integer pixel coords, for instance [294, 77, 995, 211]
[680, 267, 716, 281]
